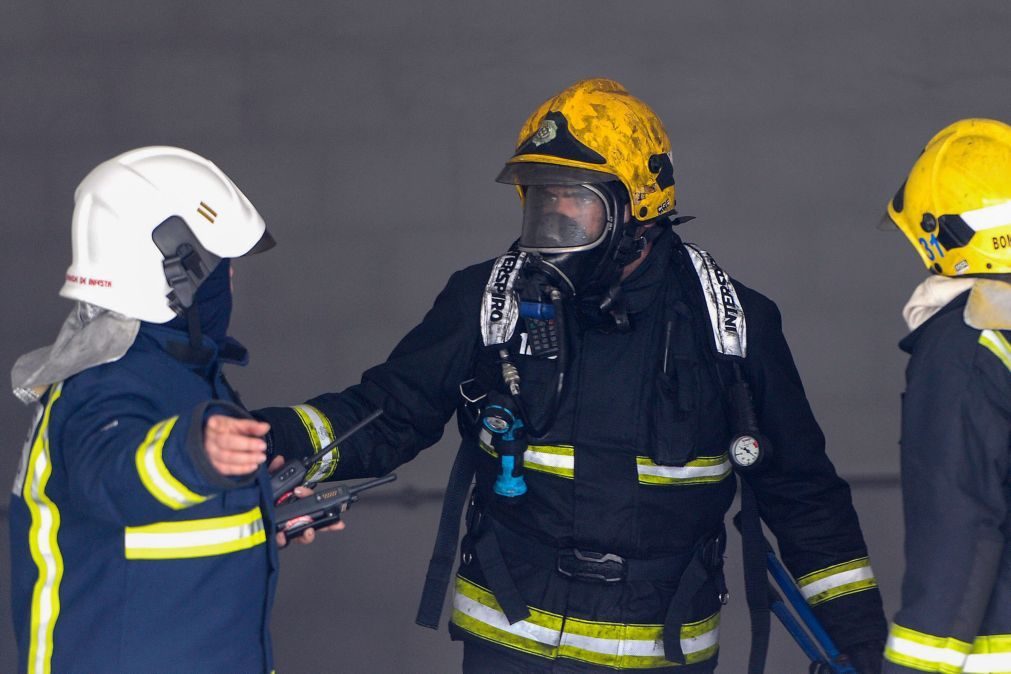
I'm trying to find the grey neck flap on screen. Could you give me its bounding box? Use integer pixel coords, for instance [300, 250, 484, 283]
[11, 302, 140, 404]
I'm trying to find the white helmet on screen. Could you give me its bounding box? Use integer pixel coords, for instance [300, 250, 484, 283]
[61, 146, 274, 323]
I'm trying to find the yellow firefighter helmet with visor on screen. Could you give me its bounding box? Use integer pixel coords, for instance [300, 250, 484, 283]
[497, 78, 677, 224]
[886, 118, 1011, 277]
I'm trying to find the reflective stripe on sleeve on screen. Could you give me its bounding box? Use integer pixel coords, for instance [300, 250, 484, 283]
[885, 623, 971, 673]
[796, 557, 877, 606]
[980, 330, 1011, 372]
[291, 404, 338, 482]
[23, 383, 65, 674]
[124, 506, 266, 559]
[636, 455, 732, 486]
[965, 634, 1011, 673]
[451, 576, 720, 668]
[134, 417, 208, 510]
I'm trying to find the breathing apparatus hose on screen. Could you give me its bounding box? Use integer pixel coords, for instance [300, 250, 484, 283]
[507, 287, 568, 439]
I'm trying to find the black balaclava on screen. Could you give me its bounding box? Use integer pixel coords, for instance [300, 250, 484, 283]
[164, 258, 232, 346]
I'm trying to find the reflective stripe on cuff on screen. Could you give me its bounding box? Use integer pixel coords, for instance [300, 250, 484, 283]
[796, 557, 877, 606]
[451, 575, 719, 668]
[885, 623, 970, 673]
[965, 634, 1011, 673]
[980, 330, 1011, 372]
[124, 506, 266, 559]
[636, 455, 732, 486]
[291, 404, 338, 482]
[135, 417, 208, 510]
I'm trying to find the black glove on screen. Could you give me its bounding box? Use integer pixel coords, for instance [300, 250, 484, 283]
[841, 640, 884, 674]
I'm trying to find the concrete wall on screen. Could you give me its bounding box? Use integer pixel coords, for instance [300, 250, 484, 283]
[2, 1, 1010, 670]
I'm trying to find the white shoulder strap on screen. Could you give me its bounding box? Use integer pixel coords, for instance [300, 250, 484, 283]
[684, 244, 747, 358]
[480, 250, 528, 347]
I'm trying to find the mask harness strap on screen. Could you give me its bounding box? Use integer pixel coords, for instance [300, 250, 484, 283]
[152, 215, 220, 363]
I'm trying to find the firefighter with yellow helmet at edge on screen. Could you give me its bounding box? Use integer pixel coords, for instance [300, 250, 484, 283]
[254, 78, 886, 672]
[882, 119, 1011, 674]
[6, 146, 323, 673]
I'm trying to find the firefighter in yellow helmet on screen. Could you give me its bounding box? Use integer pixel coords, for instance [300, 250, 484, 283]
[256, 79, 886, 672]
[883, 119, 1011, 674]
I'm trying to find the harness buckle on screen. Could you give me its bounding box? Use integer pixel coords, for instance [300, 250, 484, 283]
[556, 548, 626, 583]
[458, 379, 487, 426]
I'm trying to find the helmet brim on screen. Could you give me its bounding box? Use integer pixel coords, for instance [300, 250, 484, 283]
[876, 212, 899, 232]
[243, 228, 276, 256]
[496, 162, 618, 186]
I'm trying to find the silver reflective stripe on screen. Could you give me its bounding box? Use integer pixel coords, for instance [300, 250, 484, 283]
[684, 244, 747, 358]
[559, 631, 665, 658]
[636, 456, 731, 485]
[962, 202, 1011, 231]
[524, 448, 575, 472]
[454, 591, 560, 646]
[123, 507, 267, 560]
[886, 634, 968, 671]
[799, 566, 875, 601]
[292, 404, 337, 482]
[965, 651, 1011, 672]
[884, 624, 971, 672]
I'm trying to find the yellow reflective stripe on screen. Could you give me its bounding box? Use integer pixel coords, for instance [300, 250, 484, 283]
[524, 445, 574, 479]
[636, 455, 732, 486]
[23, 383, 64, 674]
[291, 404, 339, 482]
[124, 506, 266, 559]
[452, 575, 720, 668]
[453, 576, 562, 658]
[477, 434, 576, 480]
[980, 330, 1011, 372]
[965, 634, 1011, 673]
[796, 557, 877, 606]
[885, 623, 971, 673]
[134, 417, 208, 510]
[559, 612, 719, 668]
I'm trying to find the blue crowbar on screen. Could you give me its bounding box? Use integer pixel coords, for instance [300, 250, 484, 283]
[766, 551, 857, 674]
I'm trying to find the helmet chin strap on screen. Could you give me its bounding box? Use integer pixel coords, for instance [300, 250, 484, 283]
[152, 215, 220, 363]
[590, 220, 671, 332]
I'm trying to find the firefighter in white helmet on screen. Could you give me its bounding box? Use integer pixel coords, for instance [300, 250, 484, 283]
[8, 146, 324, 673]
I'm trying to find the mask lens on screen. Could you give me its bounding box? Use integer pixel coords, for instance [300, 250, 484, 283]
[520, 184, 609, 252]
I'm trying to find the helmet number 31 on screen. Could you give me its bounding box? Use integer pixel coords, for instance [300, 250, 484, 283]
[919, 234, 946, 261]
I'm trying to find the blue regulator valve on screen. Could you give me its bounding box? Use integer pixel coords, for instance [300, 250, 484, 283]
[482, 400, 528, 500]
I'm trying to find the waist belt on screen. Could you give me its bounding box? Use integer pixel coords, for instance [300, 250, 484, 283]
[464, 513, 726, 665]
[489, 518, 700, 583]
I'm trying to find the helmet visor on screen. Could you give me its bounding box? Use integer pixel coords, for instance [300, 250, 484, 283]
[519, 184, 612, 253]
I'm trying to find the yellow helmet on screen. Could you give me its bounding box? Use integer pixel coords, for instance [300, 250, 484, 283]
[886, 118, 1011, 276]
[497, 78, 677, 223]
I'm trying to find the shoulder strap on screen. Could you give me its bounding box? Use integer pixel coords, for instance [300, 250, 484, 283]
[682, 243, 747, 359]
[415, 435, 478, 629]
[479, 249, 528, 347]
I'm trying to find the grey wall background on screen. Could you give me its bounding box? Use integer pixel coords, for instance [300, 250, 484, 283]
[1, 1, 1009, 671]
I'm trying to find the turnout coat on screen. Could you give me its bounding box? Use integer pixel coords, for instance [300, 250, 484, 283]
[260, 231, 886, 671]
[9, 324, 278, 674]
[885, 290, 1011, 674]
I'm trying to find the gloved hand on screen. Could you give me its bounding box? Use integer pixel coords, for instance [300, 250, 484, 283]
[841, 640, 884, 674]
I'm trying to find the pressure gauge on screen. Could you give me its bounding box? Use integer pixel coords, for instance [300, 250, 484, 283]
[729, 434, 764, 470]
